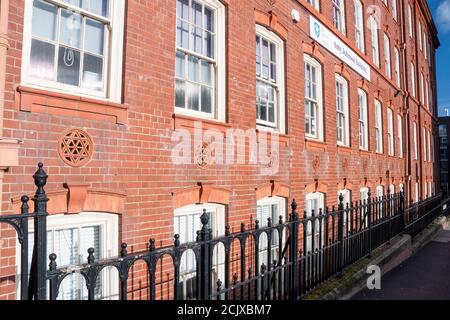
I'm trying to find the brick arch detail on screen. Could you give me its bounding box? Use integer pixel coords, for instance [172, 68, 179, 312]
[337, 180, 353, 191]
[172, 185, 231, 209]
[254, 9, 288, 40]
[11, 184, 126, 215]
[359, 178, 373, 190]
[357, 79, 370, 92]
[305, 181, 328, 194]
[334, 63, 351, 81]
[255, 182, 290, 201]
[302, 41, 325, 64]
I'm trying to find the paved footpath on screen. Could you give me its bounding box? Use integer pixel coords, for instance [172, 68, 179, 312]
[353, 227, 450, 300]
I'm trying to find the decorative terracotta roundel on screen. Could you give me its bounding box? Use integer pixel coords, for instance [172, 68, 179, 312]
[58, 129, 94, 167]
[195, 142, 213, 169]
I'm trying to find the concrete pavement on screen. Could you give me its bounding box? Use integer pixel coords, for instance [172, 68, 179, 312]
[353, 227, 450, 300]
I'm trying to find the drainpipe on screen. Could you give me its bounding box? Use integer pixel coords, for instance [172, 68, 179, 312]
[400, 0, 411, 203]
[0, 0, 21, 208]
[412, 2, 424, 201]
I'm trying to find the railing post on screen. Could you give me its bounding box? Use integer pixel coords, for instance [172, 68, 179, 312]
[32, 163, 48, 300]
[199, 209, 212, 300]
[120, 243, 128, 300]
[400, 188, 405, 231]
[337, 194, 344, 278]
[20, 196, 30, 300]
[48, 254, 58, 300]
[289, 199, 299, 300]
[367, 192, 372, 257]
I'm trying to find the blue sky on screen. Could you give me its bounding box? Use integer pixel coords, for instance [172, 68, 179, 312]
[429, 0, 450, 116]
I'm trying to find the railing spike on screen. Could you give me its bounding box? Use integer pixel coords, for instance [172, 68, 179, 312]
[120, 243, 127, 258]
[49, 253, 57, 271]
[87, 248, 95, 264]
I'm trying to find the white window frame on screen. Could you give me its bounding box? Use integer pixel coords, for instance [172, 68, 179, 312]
[305, 192, 325, 253]
[423, 127, 427, 161]
[304, 54, 324, 141]
[307, 0, 320, 11]
[387, 108, 394, 156]
[338, 189, 351, 235]
[415, 181, 419, 202]
[358, 89, 368, 150]
[256, 24, 286, 134]
[408, 4, 413, 38]
[336, 74, 349, 146]
[397, 114, 403, 158]
[376, 185, 385, 198]
[256, 196, 286, 267]
[418, 21, 423, 51]
[175, 0, 226, 122]
[360, 187, 371, 225]
[354, 0, 365, 53]
[413, 122, 418, 160]
[21, 0, 125, 103]
[375, 100, 383, 154]
[370, 16, 380, 67]
[394, 47, 400, 87]
[15, 212, 119, 300]
[411, 62, 416, 98]
[425, 80, 429, 109]
[424, 33, 428, 60]
[424, 181, 428, 198]
[174, 203, 225, 298]
[420, 73, 425, 105]
[390, 184, 395, 195]
[332, 0, 346, 34]
[384, 33, 391, 79]
[428, 130, 431, 162]
[392, 0, 398, 21]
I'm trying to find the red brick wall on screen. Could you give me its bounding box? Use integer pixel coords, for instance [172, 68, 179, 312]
[0, 0, 439, 299]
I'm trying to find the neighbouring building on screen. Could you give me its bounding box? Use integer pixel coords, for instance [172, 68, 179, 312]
[0, 0, 440, 299]
[439, 116, 450, 196]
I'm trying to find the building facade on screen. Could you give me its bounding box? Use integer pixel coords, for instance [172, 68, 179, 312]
[439, 116, 450, 196]
[0, 0, 440, 299]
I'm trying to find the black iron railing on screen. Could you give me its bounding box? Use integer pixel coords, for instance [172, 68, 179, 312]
[1, 163, 449, 300]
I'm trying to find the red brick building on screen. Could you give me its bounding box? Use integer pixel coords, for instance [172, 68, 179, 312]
[0, 0, 439, 299]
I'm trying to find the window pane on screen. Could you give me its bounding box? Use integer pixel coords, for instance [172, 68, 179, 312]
[57, 46, 81, 86]
[32, 0, 57, 40]
[191, 25, 203, 54]
[90, 0, 109, 17]
[188, 56, 199, 82]
[191, 1, 202, 53]
[201, 60, 212, 85]
[187, 83, 200, 111]
[60, 9, 82, 48]
[29, 39, 56, 81]
[204, 32, 214, 58]
[176, 51, 185, 78]
[256, 36, 261, 76]
[63, 0, 85, 8]
[175, 79, 186, 108]
[82, 53, 103, 91]
[177, 0, 189, 20]
[268, 102, 275, 123]
[204, 7, 214, 32]
[262, 39, 269, 79]
[85, 19, 105, 55]
[177, 20, 189, 49]
[201, 86, 212, 114]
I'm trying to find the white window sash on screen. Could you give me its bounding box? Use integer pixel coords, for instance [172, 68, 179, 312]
[21, 0, 125, 103]
[255, 25, 285, 133]
[304, 55, 323, 141]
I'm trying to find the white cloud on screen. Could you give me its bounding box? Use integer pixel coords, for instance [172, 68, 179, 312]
[437, 0, 450, 33]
